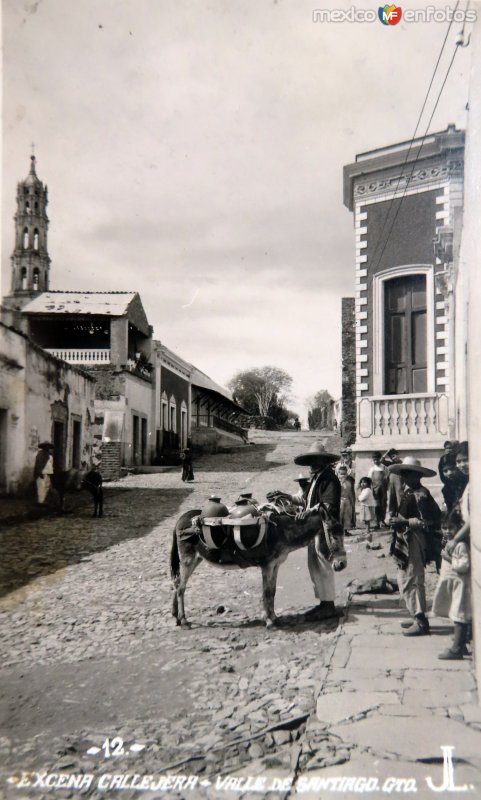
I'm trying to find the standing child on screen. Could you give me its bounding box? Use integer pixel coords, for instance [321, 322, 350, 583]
[358, 477, 376, 533]
[368, 452, 388, 529]
[432, 510, 471, 659]
[338, 466, 355, 536]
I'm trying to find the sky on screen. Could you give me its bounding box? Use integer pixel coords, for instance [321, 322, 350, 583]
[1, 0, 475, 421]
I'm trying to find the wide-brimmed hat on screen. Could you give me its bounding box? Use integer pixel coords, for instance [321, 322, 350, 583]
[38, 441, 53, 449]
[294, 441, 339, 466]
[293, 473, 310, 483]
[389, 456, 436, 478]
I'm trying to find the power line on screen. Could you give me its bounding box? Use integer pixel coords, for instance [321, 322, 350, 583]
[371, 39, 461, 276]
[372, 0, 458, 270]
[367, 0, 460, 270]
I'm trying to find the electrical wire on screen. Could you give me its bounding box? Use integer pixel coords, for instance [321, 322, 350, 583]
[367, 0, 460, 270]
[371, 39, 461, 275]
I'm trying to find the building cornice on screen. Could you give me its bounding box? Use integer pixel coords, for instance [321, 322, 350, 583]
[343, 127, 465, 211]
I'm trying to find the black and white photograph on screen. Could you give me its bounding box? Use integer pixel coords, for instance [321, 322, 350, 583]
[1, 0, 481, 797]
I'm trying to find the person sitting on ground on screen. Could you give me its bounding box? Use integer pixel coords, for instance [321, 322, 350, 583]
[431, 508, 470, 660]
[357, 477, 376, 534]
[338, 465, 355, 536]
[388, 457, 441, 637]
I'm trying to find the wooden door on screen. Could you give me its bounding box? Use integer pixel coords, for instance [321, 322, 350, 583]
[384, 275, 427, 394]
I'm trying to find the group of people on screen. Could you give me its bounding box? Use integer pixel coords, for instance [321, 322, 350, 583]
[278, 438, 471, 660]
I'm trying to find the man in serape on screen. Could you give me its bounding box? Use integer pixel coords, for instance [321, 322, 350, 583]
[294, 441, 343, 621]
[389, 456, 441, 636]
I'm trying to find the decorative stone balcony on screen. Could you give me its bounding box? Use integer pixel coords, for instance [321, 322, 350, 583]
[45, 348, 111, 365]
[357, 393, 449, 446]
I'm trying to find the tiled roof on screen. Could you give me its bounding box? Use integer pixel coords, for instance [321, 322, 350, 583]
[22, 291, 137, 316]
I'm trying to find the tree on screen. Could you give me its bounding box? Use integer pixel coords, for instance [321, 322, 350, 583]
[228, 366, 293, 418]
[307, 390, 334, 431]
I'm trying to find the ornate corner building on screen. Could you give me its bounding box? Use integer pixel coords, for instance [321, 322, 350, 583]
[343, 125, 465, 486]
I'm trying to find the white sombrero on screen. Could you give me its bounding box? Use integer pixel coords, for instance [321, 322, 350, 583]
[388, 456, 436, 478]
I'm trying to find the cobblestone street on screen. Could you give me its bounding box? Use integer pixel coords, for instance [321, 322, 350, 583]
[1, 432, 479, 799]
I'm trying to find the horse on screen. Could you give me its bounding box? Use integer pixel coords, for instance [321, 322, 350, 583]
[170, 498, 346, 628]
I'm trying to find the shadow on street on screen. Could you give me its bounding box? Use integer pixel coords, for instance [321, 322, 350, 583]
[193, 444, 285, 472]
[0, 487, 191, 598]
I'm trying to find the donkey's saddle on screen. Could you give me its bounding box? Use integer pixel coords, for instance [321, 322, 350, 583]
[197, 513, 269, 568]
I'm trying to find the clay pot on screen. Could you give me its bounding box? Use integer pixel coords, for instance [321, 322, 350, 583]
[228, 500, 260, 519]
[202, 496, 229, 518]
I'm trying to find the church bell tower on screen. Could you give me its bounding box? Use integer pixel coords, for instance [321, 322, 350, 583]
[10, 154, 51, 302]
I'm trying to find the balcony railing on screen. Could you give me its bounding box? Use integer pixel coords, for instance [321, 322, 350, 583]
[192, 414, 248, 439]
[358, 393, 449, 442]
[45, 348, 110, 364]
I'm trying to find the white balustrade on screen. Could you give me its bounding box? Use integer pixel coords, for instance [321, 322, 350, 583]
[45, 348, 111, 365]
[358, 393, 449, 441]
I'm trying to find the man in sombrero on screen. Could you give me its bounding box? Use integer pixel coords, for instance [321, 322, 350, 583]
[269, 441, 343, 620]
[388, 457, 441, 636]
[294, 441, 343, 620]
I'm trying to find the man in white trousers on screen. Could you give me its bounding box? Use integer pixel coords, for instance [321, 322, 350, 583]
[272, 441, 342, 621]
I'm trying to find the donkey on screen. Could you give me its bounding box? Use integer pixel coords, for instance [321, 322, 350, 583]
[170, 500, 346, 628]
[80, 467, 104, 517]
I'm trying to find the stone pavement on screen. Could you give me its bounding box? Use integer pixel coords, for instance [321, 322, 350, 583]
[0, 431, 480, 799]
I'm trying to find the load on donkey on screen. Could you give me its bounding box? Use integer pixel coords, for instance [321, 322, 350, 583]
[170, 443, 347, 628]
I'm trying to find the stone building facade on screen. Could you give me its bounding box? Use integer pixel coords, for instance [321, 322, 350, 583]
[154, 343, 192, 457]
[343, 125, 465, 490]
[0, 321, 95, 493]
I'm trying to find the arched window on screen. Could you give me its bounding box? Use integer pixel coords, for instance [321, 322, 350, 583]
[161, 392, 169, 430]
[32, 268, 40, 291]
[372, 265, 434, 395]
[21, 267, 28, 290]
[169, 396, 177, 433]
[384, 275, 427, 394]
[33, 229, 39, 250]
[25, 201, 31, 214]
[34, 202, 39, 213]
[23, 228, 29, 249]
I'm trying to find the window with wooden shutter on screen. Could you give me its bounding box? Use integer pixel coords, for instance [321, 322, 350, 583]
[384, 275, 427, 394]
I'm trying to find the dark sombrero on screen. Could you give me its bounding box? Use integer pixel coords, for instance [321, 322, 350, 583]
[294, 441, 339, 466]
[388, 456, 436, 478]
[293, 473, 310, 483]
